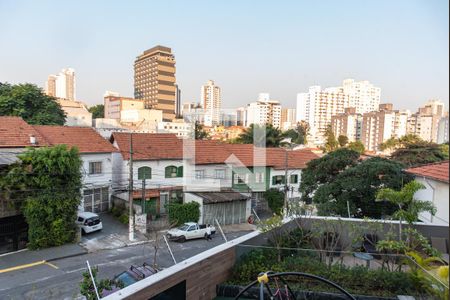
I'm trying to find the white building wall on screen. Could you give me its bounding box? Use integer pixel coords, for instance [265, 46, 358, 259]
[414, 177, 449, 226]
[269, 169, 302, 199]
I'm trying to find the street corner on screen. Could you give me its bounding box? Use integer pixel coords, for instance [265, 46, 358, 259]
[80, 233, 128, 252]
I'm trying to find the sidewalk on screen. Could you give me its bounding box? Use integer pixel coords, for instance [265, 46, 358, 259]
[80, 231, 149, 252]
[0, 243, 87, 269]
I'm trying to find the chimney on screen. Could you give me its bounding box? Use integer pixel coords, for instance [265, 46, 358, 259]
[29, 134, 37, 145]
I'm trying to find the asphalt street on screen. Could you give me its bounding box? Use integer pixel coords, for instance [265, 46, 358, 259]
[0, 230, 251, 300]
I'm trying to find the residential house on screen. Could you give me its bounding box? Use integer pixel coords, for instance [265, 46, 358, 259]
[405, 161, 449, 226]
[33, 126, 117, 213]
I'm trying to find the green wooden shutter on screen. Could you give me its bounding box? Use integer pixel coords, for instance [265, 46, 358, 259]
[272, 176, 276, 185]
[165, 166, 171, 178]
[177, 166, 183, 177]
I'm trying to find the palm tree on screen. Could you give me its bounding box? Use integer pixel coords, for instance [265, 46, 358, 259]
[376, 181, 436, 241]
[236, 124, 284, 147]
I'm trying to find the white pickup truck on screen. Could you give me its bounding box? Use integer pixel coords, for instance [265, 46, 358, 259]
[166, 222, 216, 242]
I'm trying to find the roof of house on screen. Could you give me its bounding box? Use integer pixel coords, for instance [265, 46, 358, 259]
[405, 161, 449, 183]
[189, 191, 249, 204]
[0, 116, 50, 148]
[33, 125, 117, 154]
[111, 132, 183, 160]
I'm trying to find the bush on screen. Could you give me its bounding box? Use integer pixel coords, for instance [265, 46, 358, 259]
[168, 202, 200, 226]
[110, 206, 122, 218]
[118, 214, 129, 224]
[264, 188, 284, 214]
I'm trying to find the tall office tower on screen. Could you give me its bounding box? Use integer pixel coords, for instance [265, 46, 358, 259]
[134, 45, 176, 121]
[342, 79, 381, 114]
[236, 107, 245, 126]
[45, 68, 76, 100]
[244, 94, 281, 128]
[407, 99, 446, 142]
[201, 80, 222, 126]
[331, 107, 362, 142]
[280, 108, 297, 130]
[175, 84, 182, 118]
[297, 86, 348, 145]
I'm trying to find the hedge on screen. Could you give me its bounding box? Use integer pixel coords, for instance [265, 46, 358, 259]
[168, 202, 200, 226]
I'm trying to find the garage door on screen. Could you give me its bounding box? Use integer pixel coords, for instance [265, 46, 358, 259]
[83, 187, 109, 213]
[203, 200, 247, 225]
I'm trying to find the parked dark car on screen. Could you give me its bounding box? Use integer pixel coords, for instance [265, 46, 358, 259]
[114, 263, 158, 287]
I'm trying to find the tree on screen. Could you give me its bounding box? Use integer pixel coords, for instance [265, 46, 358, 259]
[337, 135, 349, 147]
[194, 121, 209, 140]
[264, 188, 285, 214]
[88, 104, 104, 119]
[313, 157, 413, 219]
[347, 141, 365, 154]
[299, 148, 360, 204]
[391, 141, 447, 167]
[80, 266, 123, 299]
[236, 124, 284, 147]
[380, 134, 423, 151]
[323, 125, 338, 152]
[0, 82, 65, 125]
[282, 121, 309, 145]
[3, 145, 82, 249]
[376, 181, 436, 241]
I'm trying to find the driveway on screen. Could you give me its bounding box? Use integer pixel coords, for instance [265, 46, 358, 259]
[80, 213, 147, 252]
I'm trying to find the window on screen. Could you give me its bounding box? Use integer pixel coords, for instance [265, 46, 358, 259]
[272, 175, 285, 185]
[89, 162, 102, 175]
[214, 169, 226, 179]
[234, 173, 246, 184]
[255, 172, 265, 183]
[138, 166, 151, 180]
[195, 170, 205, 179]
[290, 174, 299, 184]
[165, 166, 178, 178]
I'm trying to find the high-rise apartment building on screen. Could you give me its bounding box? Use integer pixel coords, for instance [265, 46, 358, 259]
[342, 79, 381, 114]
[280, 108, 297, 130]
[437, 116, 449, 144]
[45, 68, 76, 100]
[244, 94, 281, 128]
[331, 107, 362, 142]
[297, 86, 348, 145]
[201, 80, 222, 126]
[407, 99, 446, 142]
[175, 84, 182, 118]
[134, 45, 176, 121]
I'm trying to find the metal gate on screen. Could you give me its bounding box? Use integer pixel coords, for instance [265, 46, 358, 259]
[203, 200, 246, 225]
[83, 187, 109, 213]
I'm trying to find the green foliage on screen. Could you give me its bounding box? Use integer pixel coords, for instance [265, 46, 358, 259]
[299, 148, 360, 203]
[194, 121, 209, 140]
[2, 145, 82, 249]
[118, 214, 129, 224]
[323, 124, 338, 152]
[282, 121, 309, 145]
[80, 266, 123, 300]
[381, 134, 447, 167]
[376, 181, 436, 225]
[313, 157, 412, 218]
[337, 135, 349, 147]
[168, 202, 200, 226]
[88, 104, 104, 119]
[229, 249, 421, 297]
[347, 140, 365, 154]
[264, 188, 284, 214]
[0, 82, 65, 125]
[236, 124, 284, 147]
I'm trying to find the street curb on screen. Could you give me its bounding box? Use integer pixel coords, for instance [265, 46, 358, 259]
[46, 249, 88, 262]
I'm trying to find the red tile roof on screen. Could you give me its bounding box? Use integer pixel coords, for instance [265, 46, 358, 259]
[111, 132, 183, 160]
[111, 133, 319, 168]
[0, 116, 50, 147]
[33, 125, 117, 154]
[406, 161, 449, 183]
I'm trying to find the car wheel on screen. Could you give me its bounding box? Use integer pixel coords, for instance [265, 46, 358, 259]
[81, 228, 86, 235]
[179, 236, 186, 243]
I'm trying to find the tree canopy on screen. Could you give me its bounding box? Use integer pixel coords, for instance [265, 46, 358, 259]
[194, 121, 210, 140]
[338, 135, 349, 147]
[236, 124, 284, 147]
[313, 157, 412, 218]
[1, 145, 82, 249]
[347, 140, 365, 154]
[0, 82, 65, 125]
[299, 148, 360, 203]
[323, 124, 339, 152]
[88, 104, 104, 119]
[282, 121, 309, 145]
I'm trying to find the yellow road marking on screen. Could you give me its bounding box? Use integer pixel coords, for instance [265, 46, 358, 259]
[0, 260, 58, 273]
[45, 261, 59, 269]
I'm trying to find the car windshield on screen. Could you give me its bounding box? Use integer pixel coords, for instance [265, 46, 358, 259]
[178, 224, 190, 231]
[115, 272, 138, 287]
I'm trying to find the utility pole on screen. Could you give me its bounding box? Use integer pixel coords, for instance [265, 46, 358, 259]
[129, 132, 135, 241]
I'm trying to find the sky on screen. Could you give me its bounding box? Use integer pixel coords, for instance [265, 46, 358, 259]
[0, 0, 448, 111]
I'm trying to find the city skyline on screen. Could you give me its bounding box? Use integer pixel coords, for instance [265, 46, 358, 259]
[0, 0, 448, 110]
